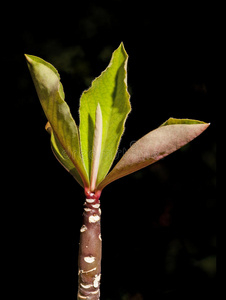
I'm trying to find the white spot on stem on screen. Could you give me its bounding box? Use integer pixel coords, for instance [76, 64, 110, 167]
[90, 290, 99, 295]
[84, 208, 91, 212]
[99, 234, 102, 241]
[92, 203, 100, 209]
[80, 267, 97, 274]
[80, 225, 87, 232]
[93, 274, 101, 288]
[84, 256, 96, 263]
[86, 198, 95, 203]
[80, 283, 93, 289]
[89, 215, 100, 223]
[77, 293, 87, 299]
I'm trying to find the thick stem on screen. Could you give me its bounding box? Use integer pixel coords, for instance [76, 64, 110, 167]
[77, 192, 102, 300]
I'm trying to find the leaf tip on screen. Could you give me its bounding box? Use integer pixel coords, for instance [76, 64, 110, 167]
[117, 42, 128, 58]
[45, 121, 52, 134]
[203, 122, 211, 131]
[96, 102, 101, 113]
[198, 121, 211, 130]
[119, 41, 125, 49]
[24, 54, 32, 64]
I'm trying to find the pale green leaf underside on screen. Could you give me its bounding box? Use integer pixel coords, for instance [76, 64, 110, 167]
[90, 104, 103, 191]
[97, 118, 210, 190]
[25, 54, 89, 187]
[79, 43, 131, 188]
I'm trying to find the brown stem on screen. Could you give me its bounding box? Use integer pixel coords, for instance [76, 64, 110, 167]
[77, 192, 102, 300]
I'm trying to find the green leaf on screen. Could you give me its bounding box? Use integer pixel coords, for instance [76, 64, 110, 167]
[97, 118, 210, 190]
[25, 54, 89, 187]
[45, 122, 84, 187]
[79, 43, 131, 189]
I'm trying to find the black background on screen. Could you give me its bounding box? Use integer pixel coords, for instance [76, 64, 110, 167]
[5, 1, 216, 299]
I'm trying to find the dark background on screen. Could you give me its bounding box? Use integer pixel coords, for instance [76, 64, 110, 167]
[5, 1, 216, 299]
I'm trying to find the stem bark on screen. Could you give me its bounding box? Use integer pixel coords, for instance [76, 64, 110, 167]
[77, 193, 102, 300]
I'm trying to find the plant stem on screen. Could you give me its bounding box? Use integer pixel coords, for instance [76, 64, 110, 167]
[77, 191, 102, 300]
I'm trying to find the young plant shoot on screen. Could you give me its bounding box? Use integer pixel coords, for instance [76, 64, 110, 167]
[25, 43, 209, 299]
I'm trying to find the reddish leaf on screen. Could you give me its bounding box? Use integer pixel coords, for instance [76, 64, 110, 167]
[97, 119, 209, 191]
